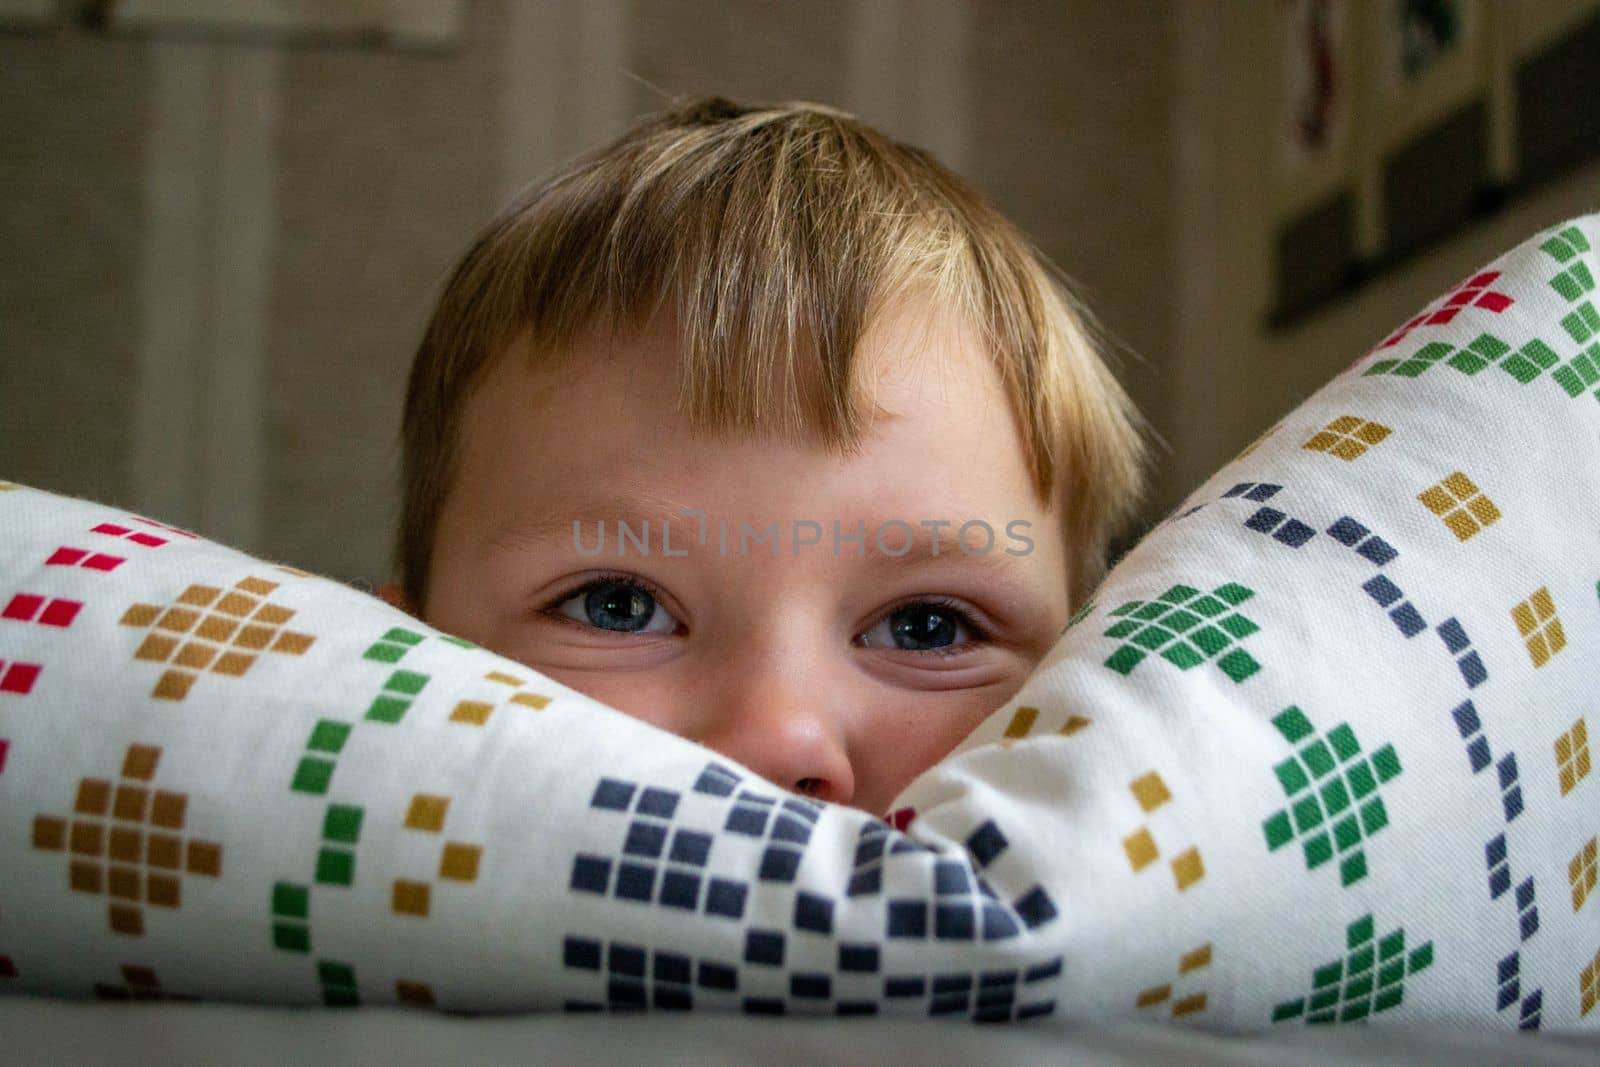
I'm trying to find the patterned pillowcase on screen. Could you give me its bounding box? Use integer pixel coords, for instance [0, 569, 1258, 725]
[0, 216, 1596, 1032]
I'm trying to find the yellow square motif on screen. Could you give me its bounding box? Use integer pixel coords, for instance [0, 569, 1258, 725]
[1130, 771, 1172, 813]
[405, 794, 450, 833]
[1123, 828, 1159, 872]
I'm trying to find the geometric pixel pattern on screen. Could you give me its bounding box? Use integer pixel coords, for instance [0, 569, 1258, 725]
[30, 743, 222, 936]
[565, 762, 1060, 1021]
[317, 960, 360, 1007]
[1510, 586, 1566, 668]
[1301, 415, 1391, 460]
[393, 793, 484, 918]
[1271, 915, 1434, 1024]
[1556, 717, 1591, 795]
[449, 669, 551, 726]
[999, 705, 1090, 742]
[1417, 472, 1501, 542]
[1243, 505, 1318, 549]
[92, 964, 199, 1002]
[1261, 707, 1401, 887]
[362, 625, 475, 663]
[1585, 946, 1600, 1018]
[1120, 771, 1205, 891]
[1370, 268, 1514, 353]
[118, 576, 315, 700]
[1435, 617, 1489, 689]
[1486, 833, 1540, 941]
[1570, 837, 1597, 913]
[559, 932, 1061, 1019]
[45, 545, 125, 573]
[1542, 225, 1594, 297]
[2, 593, 83, 629]
[90, 521, 171, 549]
[1101, 582, 1261, 683]
[1494, 949, 1544, 1028]
[1135, 942, 1211, 1018]
[0, 660, 41, 696]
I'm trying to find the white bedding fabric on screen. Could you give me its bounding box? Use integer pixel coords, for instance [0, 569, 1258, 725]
[2, 217, 1600, 1045]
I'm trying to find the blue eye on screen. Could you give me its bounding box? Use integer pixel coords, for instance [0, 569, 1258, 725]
[858, 599, 985, 655]
[552, 577, 677, 635]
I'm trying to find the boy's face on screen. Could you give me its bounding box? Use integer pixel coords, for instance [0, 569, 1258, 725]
[405, 302, 1070, 815]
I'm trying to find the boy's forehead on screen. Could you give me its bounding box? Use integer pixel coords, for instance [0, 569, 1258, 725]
[452, 302, 1037, 524]
[481, 298, 996, 433]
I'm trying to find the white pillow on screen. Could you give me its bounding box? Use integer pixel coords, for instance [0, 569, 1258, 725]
[0, 216, 1596, 1032]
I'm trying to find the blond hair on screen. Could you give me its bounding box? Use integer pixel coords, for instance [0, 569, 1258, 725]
[398, 94, 1148, 612]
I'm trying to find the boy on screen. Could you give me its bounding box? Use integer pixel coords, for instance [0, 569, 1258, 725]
[379, 95, 1148, 815]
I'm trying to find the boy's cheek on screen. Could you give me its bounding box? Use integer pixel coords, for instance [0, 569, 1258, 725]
[376, 582, 413, 615]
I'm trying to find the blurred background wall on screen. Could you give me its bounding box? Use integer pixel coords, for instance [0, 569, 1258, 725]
[1, 0, 1596, 587]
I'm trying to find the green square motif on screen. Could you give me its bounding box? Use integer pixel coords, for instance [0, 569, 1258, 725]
[1217, 613, 1259, 639]
[273, 922, 310, 954]
[1273, 706, 1315, 743]
[316, 848, 355, 886]
[1191, 626, 1230, 655]
[1275, 757, 1310, 795]
[292, 757, 335, 795]
[1162, 609, 1202, 632]
[1214, 583, 1254, 605]
[1217, 649, 1260, 682]
[363, 642, 406, 664]
[1321, 777, 1351, 815]
[1292, 795, 1324, 833]
[1372, 744, 1402, 782]
[1468, 333, 1510, 359]
[272, 881, 309, 919]
[1104, 646, 1145, 675]
[323, 804, 364, 844]
[318, 961, 357, 987]
[307, 719, 351, 755]
[1303, 832, 1333, 869]
[1522, 339, 1560, 369]
[1301, 739, 1336, 777]
[365, 696, 411, 724]
[1333, 814, 1361, 852]
[1161, 642, 1204, 670]
[1379, 930, 1405, 961]
[1360, 797, 1389, 835]
[1131, 625, 1175, 650]
[1326, 723, 1359, 761]
[385, 670, 429, 695]
[1263, 811, 1294, 850]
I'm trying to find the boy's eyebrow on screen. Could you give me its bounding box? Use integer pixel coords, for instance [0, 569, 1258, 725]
[489, 496, 1035, 573]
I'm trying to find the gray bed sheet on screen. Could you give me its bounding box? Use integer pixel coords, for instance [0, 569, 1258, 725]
[2, 996, 1596, 1065]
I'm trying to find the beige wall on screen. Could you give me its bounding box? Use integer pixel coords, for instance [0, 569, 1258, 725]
[1172, 1, 1600, 508]
[0, 0, 1181, 585]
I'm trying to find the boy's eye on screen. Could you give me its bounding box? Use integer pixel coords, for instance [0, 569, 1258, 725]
[857, 601, 981, 655]
[552, 578, 678, 635]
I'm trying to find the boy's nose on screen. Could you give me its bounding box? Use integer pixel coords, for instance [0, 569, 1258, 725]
[685, 662, 856, 807]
